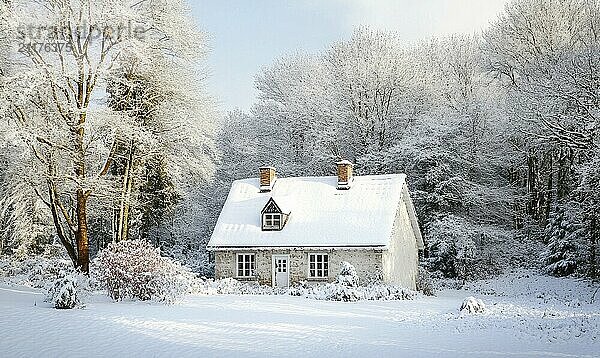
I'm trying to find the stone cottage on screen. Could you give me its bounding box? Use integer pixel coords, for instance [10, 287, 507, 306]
[207, 161, 424, 289]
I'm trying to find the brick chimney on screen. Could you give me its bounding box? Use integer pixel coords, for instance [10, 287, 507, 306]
[336, 160, 353, 190]
[259, 166, 276, 192]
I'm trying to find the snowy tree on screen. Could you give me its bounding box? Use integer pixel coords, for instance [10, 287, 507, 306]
[483, 0, 600, 225]
[482, 0, 600, 278]
[253, 53, 336, 175]
[574, 152, 600, 278]
[543, 204, 580, 276]
[250, 27, 427, 176]
[325, 27, 421, 159]
[0, 0, 216, 272]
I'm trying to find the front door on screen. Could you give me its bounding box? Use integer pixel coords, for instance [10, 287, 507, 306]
[272, 255, 289, 287]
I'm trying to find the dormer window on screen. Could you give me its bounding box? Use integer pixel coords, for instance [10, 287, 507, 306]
[261, 197, 289, 231]
[263, 213, 282, 230]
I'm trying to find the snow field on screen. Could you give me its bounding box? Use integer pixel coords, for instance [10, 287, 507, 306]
[0, 270, 598, 357]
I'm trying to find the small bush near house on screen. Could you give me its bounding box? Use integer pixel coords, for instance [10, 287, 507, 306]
[192, 277, 281, 295]
[289, 281, 415, 302]
[336, 261, 359, 287]
[289, 262, 416, 302]
[94, 240, 193, 303]
[416, 266, 436, 296]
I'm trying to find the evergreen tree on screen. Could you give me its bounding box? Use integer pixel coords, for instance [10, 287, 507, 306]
[544, 205, 579, 276]
[576, 153, 600, 279]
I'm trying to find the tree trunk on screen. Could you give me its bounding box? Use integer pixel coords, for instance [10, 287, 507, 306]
[121, 166, 134, 241]
[74, 71, 89, 272]
[544, 152, 553, 225]
[526, 149, 539, 219]
[590, 216, 598, 279]
[48, 184, 78, 265]
[116, 141, 135, 242]
[116, 160, 129, 242]
[75, 189, 89, 273]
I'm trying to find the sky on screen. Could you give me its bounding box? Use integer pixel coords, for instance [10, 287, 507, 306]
[189, 0, 508, 112]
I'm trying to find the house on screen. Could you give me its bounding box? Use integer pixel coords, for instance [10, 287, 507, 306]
[207, 161, 424, 289]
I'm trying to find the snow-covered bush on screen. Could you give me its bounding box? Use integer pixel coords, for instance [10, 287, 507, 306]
[192, 277, 279, 295]
[426, 215, 519, 281]
[0, 255, 73, 288]
[94, 240, 193, 303]
[336, 261, 359, 287]
[190, 276, 415, 302]
[289, 263, 415, 301]
[416, 266, 435, 296]
[361, 284, 415, 301]
[426, 215, 476, 279]
[321, 283, 363, 302]
[166, 247, 214, 277]
[460, 296, 486, 314]
[364, 269, 384, 285]
[290, 281, 415, 302]
[287, 280, 309, 296]
[45, 274, 83, 309]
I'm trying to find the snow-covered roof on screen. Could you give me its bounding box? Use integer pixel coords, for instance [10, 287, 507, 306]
[207, 174, 423, 250]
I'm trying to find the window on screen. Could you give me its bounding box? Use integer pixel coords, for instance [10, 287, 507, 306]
[308, 253, 328, 278]
[237, 253, 255, 277]
[263, 213, 282, 230]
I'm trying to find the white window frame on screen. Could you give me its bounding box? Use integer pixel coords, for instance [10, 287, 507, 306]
[236, 253, 256, 278]
[263, 213, 282, 230]
[308, 253, 329, 278]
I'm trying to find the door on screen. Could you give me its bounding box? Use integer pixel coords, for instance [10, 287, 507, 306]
[272, 255, 289, 287]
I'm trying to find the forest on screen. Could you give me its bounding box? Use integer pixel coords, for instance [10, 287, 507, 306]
[1, 0, 599, 282]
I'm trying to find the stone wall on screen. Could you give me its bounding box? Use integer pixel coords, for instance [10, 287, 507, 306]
[214, 249, 384, 286]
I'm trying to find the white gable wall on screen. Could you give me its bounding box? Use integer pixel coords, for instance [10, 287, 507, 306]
[382, 184, 419, 290]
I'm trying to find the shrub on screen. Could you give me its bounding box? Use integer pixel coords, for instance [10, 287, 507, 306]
[322, 283, 363, 302]
[94, 240, 193, 303]
[336, 261, 359, 287]
[290, 282, 415, 302]
[460, 296, 486, 314]
[416, 266, 435, 296]
[45, 274, 83, 309]
[0, 256, 73, 289]
[364, 284, 415, 300]
[287, 262, 416, 301]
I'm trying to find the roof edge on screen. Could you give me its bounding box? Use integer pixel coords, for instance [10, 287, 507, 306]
[402, 183, 425, 249]
[207, 245, 388, 251]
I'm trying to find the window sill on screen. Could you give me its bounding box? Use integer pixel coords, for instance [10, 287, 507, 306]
[236, 276, 258, 281]
[307, 277, 329, 281]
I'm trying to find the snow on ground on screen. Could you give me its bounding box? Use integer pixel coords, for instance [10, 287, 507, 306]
[1, 270, 599, 358]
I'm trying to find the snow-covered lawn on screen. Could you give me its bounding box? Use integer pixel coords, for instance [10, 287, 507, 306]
[1, 271, 598, 357]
